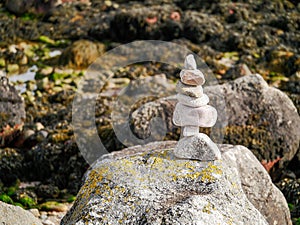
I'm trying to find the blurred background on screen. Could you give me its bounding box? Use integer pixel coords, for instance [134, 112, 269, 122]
[0, 0, 299, 224]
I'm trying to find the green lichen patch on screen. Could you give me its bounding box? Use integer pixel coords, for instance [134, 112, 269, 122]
[81, 149, 223, 203]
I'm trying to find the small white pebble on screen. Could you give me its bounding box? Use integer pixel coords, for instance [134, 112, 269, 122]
[40, 213, 47, 220]
[42, 219, 55, 225]
[28, 208, 40, 217]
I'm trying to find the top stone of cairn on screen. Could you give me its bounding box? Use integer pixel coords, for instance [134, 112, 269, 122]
[180, 55, 205, 86]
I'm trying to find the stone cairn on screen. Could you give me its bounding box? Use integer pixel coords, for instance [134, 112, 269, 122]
[173, 54, 221, 161]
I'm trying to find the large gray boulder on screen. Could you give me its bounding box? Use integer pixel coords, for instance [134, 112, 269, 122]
[221, 144, 292, 225]
[131, 74, 300, 178]
[0, 201, 42, 225]
[62, 141, 291, 225]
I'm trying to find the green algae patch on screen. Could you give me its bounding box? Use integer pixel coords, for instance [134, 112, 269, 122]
[0, 194, 13, 204]
[19, 196, 36, 208]
[39, 201, 68, 212]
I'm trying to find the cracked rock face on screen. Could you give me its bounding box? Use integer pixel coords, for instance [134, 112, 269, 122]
[62, 142, 268, 225]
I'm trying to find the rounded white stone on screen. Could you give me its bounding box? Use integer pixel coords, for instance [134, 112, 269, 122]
[173, 103, 217, 127]
[177, 93, 209, 108]
[184, 54, 197, 70]
[176, 81, 203, 97]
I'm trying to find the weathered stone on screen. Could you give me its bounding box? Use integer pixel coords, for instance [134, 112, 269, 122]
[0, 201, 42, 225]
[184, 54, 197, 69]
[28, 208, 40, 218]
[177, 93, 209, 107]
[176, 80, 203, 97]
[221, 145, 292, 225]
[180, 69, 205, 86]
[182, 125, 199, 136]
[277, 178, 300, 222]
[173, 103, 217, 127]
[174, 133, 221, 160]
[0, 76, 25, 147]
[59, 40, 105, 69]
[61, 142, 268, 225]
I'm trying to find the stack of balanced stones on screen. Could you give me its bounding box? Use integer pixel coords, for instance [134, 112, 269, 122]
[173, 54, 221, 161]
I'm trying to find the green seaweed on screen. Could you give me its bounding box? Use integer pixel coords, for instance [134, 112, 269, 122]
[0, 194, 13, 204]
[19, 196, 36, 208]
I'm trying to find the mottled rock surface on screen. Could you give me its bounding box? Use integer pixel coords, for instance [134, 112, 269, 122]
[174, 133, 221, 160]
[277, 178, 300, 222]
[59, 40, 105, 68]
[0, 76, 25, 147]
[176, 80, 203, 97]
[0, 200, 42, 225]
[221, 145, 292, 225]
[61, 142, 271, 225]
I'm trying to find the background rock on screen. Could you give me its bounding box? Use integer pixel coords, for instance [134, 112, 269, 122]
[277, 178, 300, 223]
[0, 77, 25, 147]
[221, 144, 292, 225]
[59, 40, 105, 69]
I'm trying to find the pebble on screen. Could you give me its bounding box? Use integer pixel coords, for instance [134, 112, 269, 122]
[42, 219, 55, 225]
[184, 54, 197, 69]
[177, 93, 209, 107]
[28, 208, 40, 217]
[174, 133, 221, 161]
[173, 103, 217, 127]
[176, 81, 203, 97]
[40, 212, 48, 220]
[180, 69, 205, 86]
[7, 64, 19, 74]
[23, 129, 35, 140]
[35, 122, 45, 131]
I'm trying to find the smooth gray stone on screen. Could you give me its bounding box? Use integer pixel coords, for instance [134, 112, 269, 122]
[176, 81, 203, 97]
[174, 133, 221, 161]
[173, 103, 217, 127]
[184, 54, 197, 70]
[177, 93, 209, 107]
[182, 126, 199, 136]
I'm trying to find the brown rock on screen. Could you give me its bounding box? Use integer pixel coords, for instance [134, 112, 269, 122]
[59, 40, 105, 69]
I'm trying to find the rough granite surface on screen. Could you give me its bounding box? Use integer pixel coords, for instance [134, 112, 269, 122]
[174, 133, 221, 160]
[61, 142, 270, 225]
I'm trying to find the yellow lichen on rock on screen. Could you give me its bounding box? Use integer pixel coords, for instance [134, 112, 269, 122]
[200, 163, 223, 183]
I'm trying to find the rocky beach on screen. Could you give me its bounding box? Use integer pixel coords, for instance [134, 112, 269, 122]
[0, 0, 299, 224]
